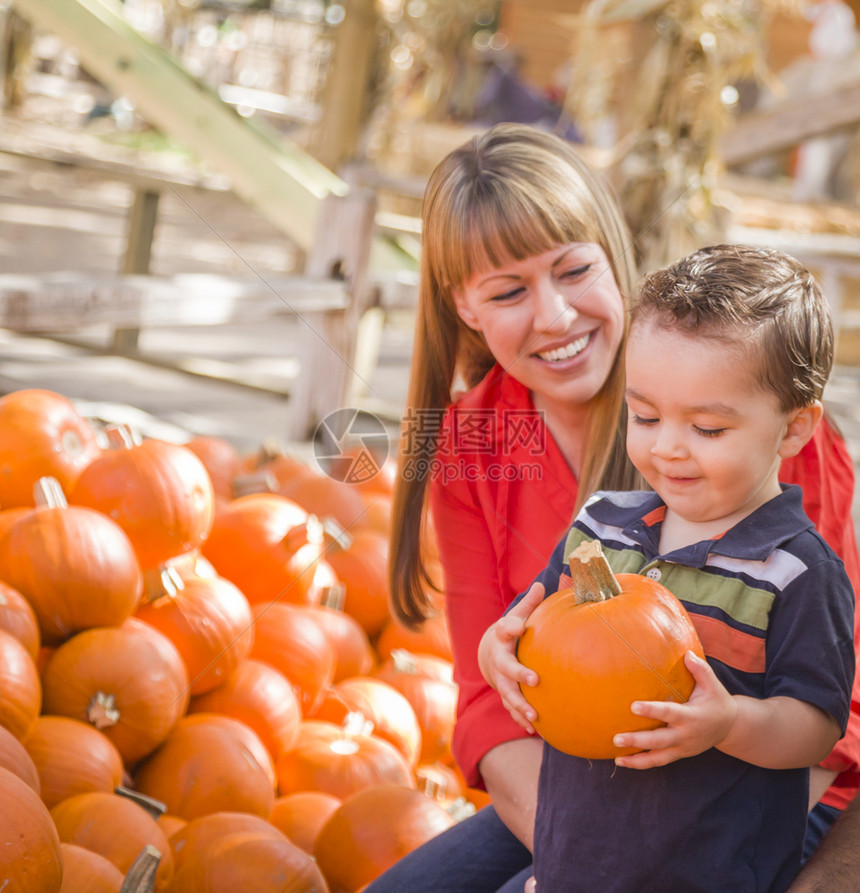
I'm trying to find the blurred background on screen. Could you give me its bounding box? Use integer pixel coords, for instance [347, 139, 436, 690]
[0, 0, 859, 458]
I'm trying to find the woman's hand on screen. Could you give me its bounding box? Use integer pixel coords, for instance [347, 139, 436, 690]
[478, 582, 545, 734]
[612, 651, 738, 769]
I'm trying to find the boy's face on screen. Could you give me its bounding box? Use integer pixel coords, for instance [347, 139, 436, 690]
[624, 318, 802, 529]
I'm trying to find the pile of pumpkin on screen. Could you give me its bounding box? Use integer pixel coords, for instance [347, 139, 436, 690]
[0, 388, 482, 893]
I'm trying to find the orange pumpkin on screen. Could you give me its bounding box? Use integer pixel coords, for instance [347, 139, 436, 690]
[249, 602, 335, 715]
[167, 811, 286, 875]
[0, 580, 40, 660]
[202, 493, 324, 605]
[70, 426, 215, 572]
[240, 443, 310, 489]
[50, 791, 173, 892]
[0, 389, 101, 509]
[278, 470, 368, 531]
[517, 540, 705, 759]
[0, 478, 142, 644]
[0, 627, 41, 740]
[324, 528, 392, 637]
[135, 570, 253, 696]
[134, 714, 276, 821]
[41, 618, 189, 764]
[268, 791, 341, 855]
[275, 719, 415, 800]
[59, 843, 125, 893]
[0, 766, 63, 892]
[375, 612, 453, 663]
[167, 830, 329, 893]
[414, 761, 465, 806]
[183, 435, 243, 502]
[313, 676, 422, 769]
[372, 651, 457, 765]
[314, 784, 455, 893]
[303, 602, 376, 682]
[24, 715, 124, 808]
[188, 658, 302, 760]
[158, 813, 187, 841]
[0, 723, 40, 792]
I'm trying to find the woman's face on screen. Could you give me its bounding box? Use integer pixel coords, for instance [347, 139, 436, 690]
[452, 242, 626, 411]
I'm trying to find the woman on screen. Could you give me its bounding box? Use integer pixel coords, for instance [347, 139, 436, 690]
[371, 123, 860, 893]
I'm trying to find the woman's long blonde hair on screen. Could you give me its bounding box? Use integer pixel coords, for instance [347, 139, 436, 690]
[390, 123, 641, 627]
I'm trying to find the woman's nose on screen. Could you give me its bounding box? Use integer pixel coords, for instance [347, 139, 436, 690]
[532, 281, 576, 333]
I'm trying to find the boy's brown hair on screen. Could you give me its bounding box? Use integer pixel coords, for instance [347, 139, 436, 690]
[634, 244, 833, 412]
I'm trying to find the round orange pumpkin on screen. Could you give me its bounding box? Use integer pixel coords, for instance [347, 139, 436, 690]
[0, 580, 40, 660]
[59, 843, 125, 893]
[134, 714, 276, 821]
[168, 830, 329, 893]
[50, 791, 173, 892]
[24, 715, 124, 808]
[278, 470, 368, 531]
[188, 658, 302, 761]
[41, 618, 189, 764]
[268, 791, 341, 855]
[0, 627, 41, 740]
[517, 541, 705, 759]
[303, 603, 375, 682]
[135, 570, 253, 696]
[375, 612, 453, 663]
[249, 602, 335, 715]
[70, 427, 215, 572]
[275, 719, 415, 800]
[0, 389, 101, 509]
[183, 435, 243, 502]
[0, 723, 40, 792]
[314, 784, 455, 893]
[0, 478, 143, 644]
[202, 492, 324, 605]
[0, 766, 63, 892]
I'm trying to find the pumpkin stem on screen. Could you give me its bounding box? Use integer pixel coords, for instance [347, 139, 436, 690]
[391, 648, 419, 675]
[343, 710, 374, 738]
[322, 517, 352, 552]
[104, 424, 143, 450]
[320, 583, 346, 611]
[87, 691, 121, 729]
[119, 844, 161, 893]
[568, 540, 622, 604]
[231, 469, 277, 498]
[34, 476, 68, 509]
[115, 786, 167, 820]
[142, 565, 185, 605]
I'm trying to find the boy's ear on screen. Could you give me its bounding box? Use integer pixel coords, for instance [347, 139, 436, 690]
[451, 286, 481, 332]
[778, 401, 823, 459]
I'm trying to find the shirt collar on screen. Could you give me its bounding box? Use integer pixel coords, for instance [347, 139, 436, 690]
[588, 485, 814, 567]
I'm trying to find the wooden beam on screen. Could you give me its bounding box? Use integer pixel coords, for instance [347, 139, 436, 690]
[721, 79, 860, 166]
[0, 272, 349, 330]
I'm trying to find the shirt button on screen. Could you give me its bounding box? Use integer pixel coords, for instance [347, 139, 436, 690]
[646, 568, 662, 581]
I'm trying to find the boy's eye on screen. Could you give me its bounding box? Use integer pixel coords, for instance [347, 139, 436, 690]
[693, 426, 726, 438]
[631, 414, 658, 426]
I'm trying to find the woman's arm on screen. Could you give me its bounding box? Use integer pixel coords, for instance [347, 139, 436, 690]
[478, 736, 543, 851]
[788, 795, 860, 891]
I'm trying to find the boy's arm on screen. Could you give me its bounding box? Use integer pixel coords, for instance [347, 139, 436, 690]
[615, 651, 841, 770]
[478, 582, 545, 734]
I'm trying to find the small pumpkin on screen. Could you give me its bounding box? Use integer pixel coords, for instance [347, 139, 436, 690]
[0, 478, 142, 644]
[375, 612, 453, 663]
[0, 627, 41, 741]
[0, 766, 63, 893]
[59, 843, 125, 893]
[314, 784, 455, 893]
[187, 658, 302, 761]
[134, 713, 277, 821]
[0, 580, 40, 660]
[268, 791, 341, 855]
[303, 601, 376, 682]
[70, 425, 215, 573]
[41, 618, 189, 764]
[183, 435, 243, 503]
[0, 389, 101, 509]
[517, 540, 705, 759]
[24, 715, 124, 808]
[0, 723, 40, 793]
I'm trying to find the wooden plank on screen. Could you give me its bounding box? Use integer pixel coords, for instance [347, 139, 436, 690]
[721, 79, 860, 166]
[0, 272, 349, 330]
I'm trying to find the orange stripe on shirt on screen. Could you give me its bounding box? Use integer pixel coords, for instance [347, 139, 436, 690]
[641, 505, 666, 527]
[690, 613, 767, 674]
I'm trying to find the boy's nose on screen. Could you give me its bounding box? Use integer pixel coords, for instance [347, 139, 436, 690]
[651, 426, 688, 460]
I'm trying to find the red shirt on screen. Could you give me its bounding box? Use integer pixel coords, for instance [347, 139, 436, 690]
[430, 365, 860, 810]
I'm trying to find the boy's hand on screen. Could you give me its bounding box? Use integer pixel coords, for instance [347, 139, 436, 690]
[478, 582, 545, 734]
[612, 651, 738, 769]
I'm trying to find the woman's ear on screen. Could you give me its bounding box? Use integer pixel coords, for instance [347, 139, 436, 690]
[779, 401, 824, 459]
[451, 286, 481, 332]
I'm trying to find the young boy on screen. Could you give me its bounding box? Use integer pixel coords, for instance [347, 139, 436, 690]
[480, 244, 856, 893]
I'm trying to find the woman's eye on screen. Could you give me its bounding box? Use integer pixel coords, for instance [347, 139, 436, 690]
[631, 414, 658, 426]
[693, 426, 726, 438]
[490, 287, 525, 302]
[559, 264, 592, 280]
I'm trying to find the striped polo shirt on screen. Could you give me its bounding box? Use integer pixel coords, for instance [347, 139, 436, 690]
[525, 485, 855, 893]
